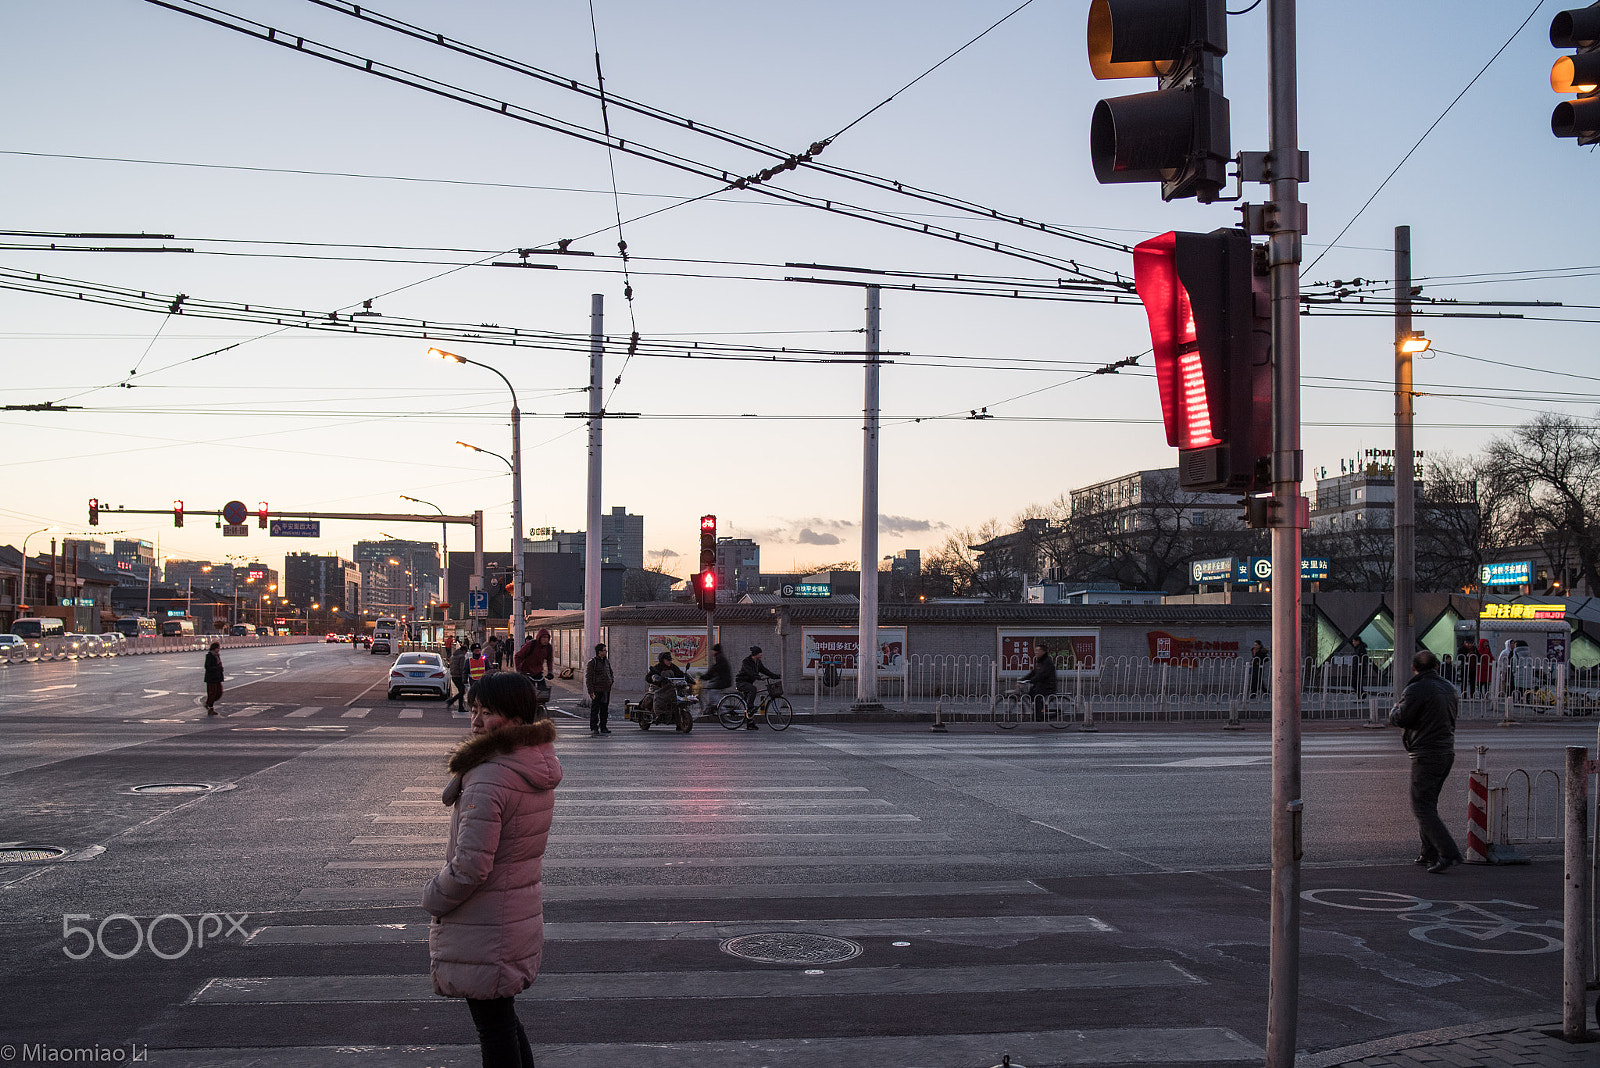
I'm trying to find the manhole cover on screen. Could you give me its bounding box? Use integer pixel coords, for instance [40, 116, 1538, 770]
[720, 933, 863, 965]
[131, 783, 213, 794]
[0, 847, 67, 862]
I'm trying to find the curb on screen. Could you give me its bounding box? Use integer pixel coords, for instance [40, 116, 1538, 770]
[1297, 1013, 1563, 1068]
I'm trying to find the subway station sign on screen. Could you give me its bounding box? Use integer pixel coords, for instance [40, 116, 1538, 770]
[1480, 561, 1534, 586]
[1192, 557, 1329, 583]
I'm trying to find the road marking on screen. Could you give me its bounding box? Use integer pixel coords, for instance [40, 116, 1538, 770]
[398, 709, 422, 719]
[247, 914, 1115, 946]
[341, 708, 371, 718]
[228, 706, 267, 718]
[294, 880, 1048, 905]
[115, 1030, 1265, 1067]
[285, 707, 319, 718]
[31, 684, 79, 692]
[331, 853, 999, 870]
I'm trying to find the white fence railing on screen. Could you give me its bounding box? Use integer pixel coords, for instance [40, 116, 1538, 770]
[3, 633, 319, 665]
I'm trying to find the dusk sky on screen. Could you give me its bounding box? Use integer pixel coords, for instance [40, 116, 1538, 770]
[3, 0, 1595, 576]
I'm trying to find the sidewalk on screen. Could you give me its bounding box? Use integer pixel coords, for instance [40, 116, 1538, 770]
[1301, 1014, 1599, 1068]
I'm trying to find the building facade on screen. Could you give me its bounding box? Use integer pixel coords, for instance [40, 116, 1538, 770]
[715, 537, 761, 598]
[284, 552, 361, 622]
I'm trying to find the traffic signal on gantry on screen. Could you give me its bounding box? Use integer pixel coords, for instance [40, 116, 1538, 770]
[1132, 228, 1269, 491]
[1551, 2, 1600, 144]
[1087, 0, 1231, 202]
[88, 498, 99, 526]
[173, 500, 184, 528]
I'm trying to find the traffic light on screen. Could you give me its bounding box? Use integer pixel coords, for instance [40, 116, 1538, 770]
[1132, 227, 1269, 491]
[1087, 0, 1230, 203]
[258, 501, 270, 529]
[88, 498, 99, 526]
[699, 514, 717, 571]
[1551, 2, 1600, 144]
[694, 568, 717, 611]
[174, 500, 184, 528]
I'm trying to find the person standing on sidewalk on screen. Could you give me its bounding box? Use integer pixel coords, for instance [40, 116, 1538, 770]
[1350, 636, 1370, 699]
[424, 672, 560, 1068]
[585, 643, 613, 735]
[203, 641, 224, 716]
[1388, 649, 1465, 874]
[1248, 640, 1269, 698]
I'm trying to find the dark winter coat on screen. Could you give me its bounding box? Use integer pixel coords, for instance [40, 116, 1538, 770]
[422, 718, 562, 1000]
[736, 655, 778, 687]
[1020, 652, 1057, 696]
[203, 651, 224, 684]
[701, 651, 733, 690]
[514, 630, 553, 676]
[1388, 669, 1458, 754]
[585, 655, 614, 697]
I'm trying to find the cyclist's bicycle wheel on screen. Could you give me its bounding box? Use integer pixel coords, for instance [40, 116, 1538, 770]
[995, 693, 1023, 729]
[718, 694, 748, 730]
[765, 696, 793, 731]
[1043, 696, 1071, 729]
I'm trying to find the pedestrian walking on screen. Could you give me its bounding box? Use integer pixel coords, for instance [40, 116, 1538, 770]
[1350, 636, 1370, 699]
[203, 641, 224, 716]
[492, 636, 506, 670]
[423, 671, 560, 1068]
[1248, 640, 1269, 698]
[467, 643, 490, 687]
[1388, 650, 1465, 874]
[585, 643, 613, 735]
[514, 629, 553, 679]
[446, 644, 470, 711]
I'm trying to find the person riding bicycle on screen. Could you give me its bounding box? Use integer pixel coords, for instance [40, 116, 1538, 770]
[1018, 643, 1057, 721]
[699, 643, 733, 716]
[736, 646, 779, 730]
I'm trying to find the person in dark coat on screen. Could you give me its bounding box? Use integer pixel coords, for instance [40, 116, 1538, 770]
[514, 629, 553, 678]
[700, 643, 733, 715]
[585, 643, 614, 735]
[1248, 640, 1269, 698]
[424, 672, 559, 1068]
[447, 645, 470, 711]
[1019, 643, 1057, 719]
[1350, 636, 1370, 699]
[1388, 650, 1465, 873]
[736, 646, 779, 729]
[203, 641, 224, 715]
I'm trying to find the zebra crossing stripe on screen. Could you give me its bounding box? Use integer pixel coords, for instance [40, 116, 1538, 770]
[294, 880, 1048, 905]
[100, 1030, 1265, 1067]
[342, 708, 371, 718]
[399, 709, 423, 719]
[286, 707, 319, 718]
[247, 914, 1113, 945]
[228, 706, 268, 718]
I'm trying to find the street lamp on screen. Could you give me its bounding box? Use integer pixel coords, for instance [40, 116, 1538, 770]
[431, 346, 524, 649]
[18, 526, 53, 614]
[400, 495, 447, 622]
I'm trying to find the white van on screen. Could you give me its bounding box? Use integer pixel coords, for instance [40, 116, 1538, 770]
[10, 616, 65, 641]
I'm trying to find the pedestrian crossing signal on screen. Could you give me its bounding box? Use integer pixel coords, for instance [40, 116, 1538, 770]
[695, 568, 717, 611]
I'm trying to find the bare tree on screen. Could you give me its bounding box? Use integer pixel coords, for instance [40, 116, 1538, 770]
[1483, 414, 1600, 592]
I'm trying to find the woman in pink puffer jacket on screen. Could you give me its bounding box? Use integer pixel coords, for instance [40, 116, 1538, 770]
[423, 672, 561, 1068]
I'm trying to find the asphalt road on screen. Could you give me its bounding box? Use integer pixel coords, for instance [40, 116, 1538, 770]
[0, 644, 1593, 1067]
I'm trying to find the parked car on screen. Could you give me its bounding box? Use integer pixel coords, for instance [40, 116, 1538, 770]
[324, 632, 341, 643]
[386, 652, 451, 701]
[0, 634, 31, 659]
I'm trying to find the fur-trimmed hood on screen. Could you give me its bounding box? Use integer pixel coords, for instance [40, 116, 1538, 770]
[441, 719, 559, 804]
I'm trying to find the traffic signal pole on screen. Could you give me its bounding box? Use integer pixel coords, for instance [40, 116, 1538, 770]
[1264, 1, 1306, 1065]
[1393, 227, 1416, 689]
[584, 294, 604, 662]
[853, 286, 882, 712]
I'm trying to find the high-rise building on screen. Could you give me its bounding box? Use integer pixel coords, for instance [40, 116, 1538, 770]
[284, 552, 361, 620]
[165, 559, 227, 596]
[526, 507, 644, 570]
[111, 539, 156, 585]
[714, 538, 760, 596]
[353, 539, 440, 606]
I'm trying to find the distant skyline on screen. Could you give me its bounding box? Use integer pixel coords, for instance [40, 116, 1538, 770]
[4, 1, 1594, 575]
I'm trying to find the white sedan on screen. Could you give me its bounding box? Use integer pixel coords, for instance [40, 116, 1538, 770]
[386, 652, 451, 701]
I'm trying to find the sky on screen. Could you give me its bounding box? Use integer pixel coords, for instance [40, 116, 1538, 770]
[3, 0, 1596, 580]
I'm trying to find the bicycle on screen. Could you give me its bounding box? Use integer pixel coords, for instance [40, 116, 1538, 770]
[994, 685, 1071, 729]
[718, 678, 792, 731]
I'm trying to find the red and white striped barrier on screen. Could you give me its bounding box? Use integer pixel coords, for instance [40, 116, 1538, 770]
[1466, 746, 1528, 865]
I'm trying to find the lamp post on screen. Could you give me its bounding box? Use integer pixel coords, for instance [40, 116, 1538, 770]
[18, 526, 53, 614]
[457, 438, 519, 646]
[430, 347, 523, 649]
[400, 495, 447, 624]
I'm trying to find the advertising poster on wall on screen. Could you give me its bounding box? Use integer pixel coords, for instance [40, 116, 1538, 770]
[996, 629, 1099, 677]
[646, 628, 717, 673]
[801, 627, 908, 678]
[1146, 630, 1240, 662]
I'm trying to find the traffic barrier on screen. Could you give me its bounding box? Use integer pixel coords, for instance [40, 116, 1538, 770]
[1465, 746, 1528, 865]
[1223, 699, 1244, 731]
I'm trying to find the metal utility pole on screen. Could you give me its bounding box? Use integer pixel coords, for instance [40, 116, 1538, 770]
[1393, 226, 1416, 680]
[853, 286, 883, 712]
[473, 509, 484, 643]
[1265, 0, 1306, 1064]
[584, 294, 604, 656]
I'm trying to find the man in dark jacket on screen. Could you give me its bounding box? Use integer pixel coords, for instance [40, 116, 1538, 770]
[736, 646, 779, 730]
[585, 643, 614, 735]
[203, 641, 224, 716]
[446, 644, 470, 711]
[1388, 650, 1464, 873]
[700, 643, 733, 716]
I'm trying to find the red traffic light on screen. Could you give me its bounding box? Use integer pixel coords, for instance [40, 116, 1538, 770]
[695, 568, 718, 611]
[88, 498, 99, 526]
[258, 501, 270, 529]
[1133, 228, 1268, 490]
[700, 514, 716, 532]
[174, 500, 184, 528]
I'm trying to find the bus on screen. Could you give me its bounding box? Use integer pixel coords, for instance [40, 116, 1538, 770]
[371, 617, 401, 655]
[114, 616, 157, 638]
[159, 617, 197, 637]
[11, 616, 65, 641]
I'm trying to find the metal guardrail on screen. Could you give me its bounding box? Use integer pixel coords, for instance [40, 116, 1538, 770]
[2, 633, 320, 665]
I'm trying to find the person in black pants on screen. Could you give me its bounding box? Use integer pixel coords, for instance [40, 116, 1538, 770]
[585, 643, 613, 735]
[1389, 650, 1465, 873]
[203, 642, 224, 716]
[1019, 643, 1057, 720]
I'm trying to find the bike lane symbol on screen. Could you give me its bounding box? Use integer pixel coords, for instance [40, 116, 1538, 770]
[1302, 889, 1562, 955]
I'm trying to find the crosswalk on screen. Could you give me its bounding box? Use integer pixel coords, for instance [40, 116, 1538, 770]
[137, 734, 1266, 1066]
[0, 699, 465, 722]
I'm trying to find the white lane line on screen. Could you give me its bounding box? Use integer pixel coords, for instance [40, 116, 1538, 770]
[294, 880, 1048, 905]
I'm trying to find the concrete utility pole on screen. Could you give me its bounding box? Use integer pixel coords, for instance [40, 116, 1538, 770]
[1265, 1, 1307, 1064]
[584, 294, 604, 657]
[1393, 225, 1416, 679]
[853, 286, 882, 712]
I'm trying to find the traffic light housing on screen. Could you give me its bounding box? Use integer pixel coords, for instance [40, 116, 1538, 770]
[258, 501, 270, 529]
[88, 498, 99, 526]
[1551, 2, 1600, 144]
[174, 500, 184, 528]
[694, 568, 717, 611]
[1132, 227, 1269, 491]
[699, 514, 717, 570]
[1087, 0, 1230, 203]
